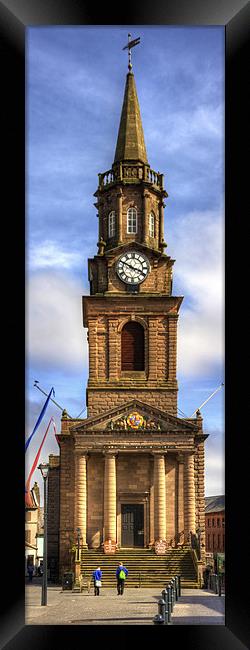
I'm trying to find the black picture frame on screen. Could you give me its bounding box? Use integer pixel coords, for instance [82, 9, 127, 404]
[1, 1, 248, 648]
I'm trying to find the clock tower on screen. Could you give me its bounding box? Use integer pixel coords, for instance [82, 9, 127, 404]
[83, 67, 182, 418]
[56, 49, 207, 584]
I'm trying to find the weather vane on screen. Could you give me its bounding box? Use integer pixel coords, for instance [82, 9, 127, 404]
[122, 33, 141, 71]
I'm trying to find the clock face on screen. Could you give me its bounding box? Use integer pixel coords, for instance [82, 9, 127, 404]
[116, 250, 150, 284]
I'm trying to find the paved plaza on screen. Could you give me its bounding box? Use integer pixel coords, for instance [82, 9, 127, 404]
[25, 582, 225, 626]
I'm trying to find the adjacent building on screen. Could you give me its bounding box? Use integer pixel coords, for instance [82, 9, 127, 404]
[25, 482, 44, 573]
[205, 495, 225, 555]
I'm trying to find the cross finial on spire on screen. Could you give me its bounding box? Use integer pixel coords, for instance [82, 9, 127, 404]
[122, 33, 140, 71]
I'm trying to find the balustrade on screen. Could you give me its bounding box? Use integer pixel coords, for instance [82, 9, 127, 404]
[98, 163, 164, 189]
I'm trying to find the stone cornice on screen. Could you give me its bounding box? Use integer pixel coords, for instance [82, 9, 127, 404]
[70, 398, 199, 434]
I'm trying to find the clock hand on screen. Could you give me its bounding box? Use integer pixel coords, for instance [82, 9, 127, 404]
[121, 260, 142, 272]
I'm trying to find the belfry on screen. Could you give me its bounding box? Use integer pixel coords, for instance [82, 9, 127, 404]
[49, 41, 208, 587]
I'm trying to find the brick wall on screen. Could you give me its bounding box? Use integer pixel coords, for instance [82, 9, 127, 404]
[87, 388, 178, 418]
[206, 511, 225, 553]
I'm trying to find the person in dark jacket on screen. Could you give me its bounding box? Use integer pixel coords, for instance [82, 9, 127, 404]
[116, 561, 128, 595]
[27, 564, 34, 581]
[92, 566, 102, 595]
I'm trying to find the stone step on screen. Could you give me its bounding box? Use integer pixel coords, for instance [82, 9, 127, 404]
[79, 548, 198, 587]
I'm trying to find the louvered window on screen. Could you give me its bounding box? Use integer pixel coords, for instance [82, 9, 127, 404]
[127, 207, 137, 233]
[149, 212, 155, 237]
[108, 211, 116, 237]
[121, 321, 144, 371]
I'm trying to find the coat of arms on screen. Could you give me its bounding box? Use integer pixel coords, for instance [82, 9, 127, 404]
[127, 412, 144, 429]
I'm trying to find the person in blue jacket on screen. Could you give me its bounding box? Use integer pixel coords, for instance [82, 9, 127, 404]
[92, 566, 102, 595]
[116, 561, 128, 595]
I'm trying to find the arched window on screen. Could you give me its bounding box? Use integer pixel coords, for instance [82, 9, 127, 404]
[149, 212, 155, 238]
[121, 321, 145, 371]
[127, 207, 137, 234]
[108, 211, 116, 238]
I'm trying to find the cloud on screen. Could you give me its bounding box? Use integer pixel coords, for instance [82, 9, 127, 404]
[27, 270, 88, 371]
[205, 430, 225, 496]
[170, 210, 224, 377]
[28, 240, 83, 270]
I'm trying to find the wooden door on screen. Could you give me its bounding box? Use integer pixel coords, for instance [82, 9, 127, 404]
[121, 504, 144, 547]
[121, 322, 144, 370]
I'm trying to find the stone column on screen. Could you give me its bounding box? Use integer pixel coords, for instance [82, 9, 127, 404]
[143, 191, 149, 243]
[184, 452, 196, 543]
[148, 318, 158, 381]
[104, 452, 117, 542]
[159, 200, 165, 248]
[149, 471, 154, 546]
[153, 453, 167, 541]
[108, 319, 118, 380]
[88, 318, 98, 380]
[117, 189, 123, 244]
[75, 451, 88, 547]
[177, 453, 184, 543]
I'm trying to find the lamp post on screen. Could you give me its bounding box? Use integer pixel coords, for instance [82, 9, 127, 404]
[76, 527, 81, 561]
[38, 462, 49, 606]
[196, 527, 202, 560]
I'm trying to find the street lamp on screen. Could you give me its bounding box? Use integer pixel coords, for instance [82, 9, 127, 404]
[76, 527, 81, 561]
[196, 527, 202, 560]
[38, 462, 49, 606]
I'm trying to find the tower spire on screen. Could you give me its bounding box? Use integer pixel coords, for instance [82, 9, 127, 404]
[114, 36, 147, 164]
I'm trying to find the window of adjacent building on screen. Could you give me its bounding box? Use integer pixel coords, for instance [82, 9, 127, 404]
[212, 518, 215, 527]
[213, 533, 215, 549]
[121, 321, 145, 371]
[127, 207, 137, 234]
[108, 211, 116, 238]
[149, 212, 155, 237]
[222, 517, 225, 526]
[217, 518, 220, 527]
[25, 530, 31, 543]
[207, 518, 210, 527]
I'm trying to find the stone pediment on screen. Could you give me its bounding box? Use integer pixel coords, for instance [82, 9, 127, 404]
[70, 399, 199, 435]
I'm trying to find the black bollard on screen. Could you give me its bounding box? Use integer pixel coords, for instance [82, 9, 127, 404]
[153, 614, 164, 625]
[169, 580, 175, 612]
[158, 598, 166, 623]
[218, 575, 222, 596]
[177, 574, 181, 597]
[167, 584, 172, 622]
[174, 576, 178, 601]
[161, 589, 169, 624]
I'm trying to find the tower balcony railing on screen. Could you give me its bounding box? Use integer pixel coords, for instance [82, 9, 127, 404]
[98, 162, 164, 190]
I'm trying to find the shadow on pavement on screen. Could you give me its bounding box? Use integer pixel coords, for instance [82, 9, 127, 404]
[172, 616, 225, 625]
[70, 616, 153, 623]
[176, 594, 224, 613]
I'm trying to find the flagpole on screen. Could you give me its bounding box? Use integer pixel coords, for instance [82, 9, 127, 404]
[33, 381, 73, 418]
[189, 382, 224, 418]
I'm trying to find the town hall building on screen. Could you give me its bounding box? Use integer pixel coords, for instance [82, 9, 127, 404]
[48, 45, 208, 587]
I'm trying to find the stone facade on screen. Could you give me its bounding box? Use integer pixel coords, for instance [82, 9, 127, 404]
[52, 66, 208, 578]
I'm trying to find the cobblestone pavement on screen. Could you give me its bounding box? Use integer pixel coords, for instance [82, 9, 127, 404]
[25, 583, 225, 626]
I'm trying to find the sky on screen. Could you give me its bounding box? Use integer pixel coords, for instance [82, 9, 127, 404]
[26, 25, 224, 503]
